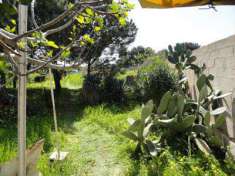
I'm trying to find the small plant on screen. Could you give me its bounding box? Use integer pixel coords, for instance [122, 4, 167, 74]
[123, 100, 161, 158]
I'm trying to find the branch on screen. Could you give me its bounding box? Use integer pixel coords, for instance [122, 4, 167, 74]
[0, 28, 17, 38]
[0, 51, 81, 74]
[14, 0, 105, 41]
[26, 41, 75, 74]
[43, 20, 73, 37]
[0, 40, 20, 57]
[27, 58, 82, 73]
[0, 0, 111, 51]
[0, 29, 16, 47]
[5, 54, 20, 74]
[31, 0, 39, 28]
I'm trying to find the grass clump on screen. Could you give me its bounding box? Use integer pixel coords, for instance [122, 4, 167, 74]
[0, 116, 53, 163]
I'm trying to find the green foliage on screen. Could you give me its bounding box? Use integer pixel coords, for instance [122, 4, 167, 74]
[123, 100, 161, 157]
[124, 45, 232, 164]
[0, 59, 7, 86]
[80, 19, 137, 77]
[81, 73, 126, 105]
[147, 149, 229, 176]
[118, 46, 156, 68]
[134, 57, 176, 105]
[109, 0, 135, 27]
[81, 74, 102, 105]
[167, 42, 200, 65]
[116, 69, 137, 80]
[46, 41, 59, 49]
[161, 56, 229, 156]
[0, 116, 52, 163]
[19, 0, 33, 5]
[0, 82, 234, 175]
[101, 75, 125, 103]
[0, 3, 17, 27]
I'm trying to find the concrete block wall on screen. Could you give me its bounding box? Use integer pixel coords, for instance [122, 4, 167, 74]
[189, 34, 235, 140]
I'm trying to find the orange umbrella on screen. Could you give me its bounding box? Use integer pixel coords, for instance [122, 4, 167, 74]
[139, 0, 235, 8]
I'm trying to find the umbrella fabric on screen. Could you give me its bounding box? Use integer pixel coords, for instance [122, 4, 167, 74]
[139, 0, 235, 8]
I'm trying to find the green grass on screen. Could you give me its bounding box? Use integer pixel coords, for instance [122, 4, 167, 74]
[0, 116, 53, 163]
[1, 72, 234, 175]
[27, 72, 84, 89]
[1, 98, 233, 175]
[61, 73, 84, 89]
[37, 104, 141, 176]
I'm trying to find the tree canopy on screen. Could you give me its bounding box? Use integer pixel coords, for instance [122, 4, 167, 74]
[118, 46, 156, 67]
[0, 0, 135, 74]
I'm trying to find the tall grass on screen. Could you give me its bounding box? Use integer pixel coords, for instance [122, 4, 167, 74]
[0, 116, 53, 163]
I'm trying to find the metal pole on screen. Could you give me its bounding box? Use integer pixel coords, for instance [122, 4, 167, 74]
[18, 4, 28, 176]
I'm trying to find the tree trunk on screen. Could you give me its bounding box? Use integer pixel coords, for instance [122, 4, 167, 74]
[52, 69, 62, 93]
[87, 61, 91, 77]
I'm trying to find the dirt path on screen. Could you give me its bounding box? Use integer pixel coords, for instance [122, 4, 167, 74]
[53, 104, 140, 176]
[64, 122, 129, 176]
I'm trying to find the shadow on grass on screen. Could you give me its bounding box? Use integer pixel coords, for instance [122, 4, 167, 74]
[0, 87, 86, 162]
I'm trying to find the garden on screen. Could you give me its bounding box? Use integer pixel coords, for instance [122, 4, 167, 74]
[0, 0, 235, 176]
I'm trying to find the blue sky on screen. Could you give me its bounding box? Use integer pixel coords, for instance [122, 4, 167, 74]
[128, 0, 235, 51]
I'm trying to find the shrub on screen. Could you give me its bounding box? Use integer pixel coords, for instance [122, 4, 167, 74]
[81, 74, 125, 105]
[81, 75, 102, 105]
[101, 75, 125, 104]
[134, 57, 176, 105]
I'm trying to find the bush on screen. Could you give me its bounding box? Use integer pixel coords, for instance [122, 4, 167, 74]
[134, 57, 176, 105]
[101, 76, 125, 104]
[81, 75, 102, 105]
[81, 74, 125, 105]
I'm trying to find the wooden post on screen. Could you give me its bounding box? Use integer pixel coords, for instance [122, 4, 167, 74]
[18, 4, 28, 176]
[49, 68, 60, 159]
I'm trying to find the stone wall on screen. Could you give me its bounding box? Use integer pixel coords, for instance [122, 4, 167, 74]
[188, 34, 235, 140]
